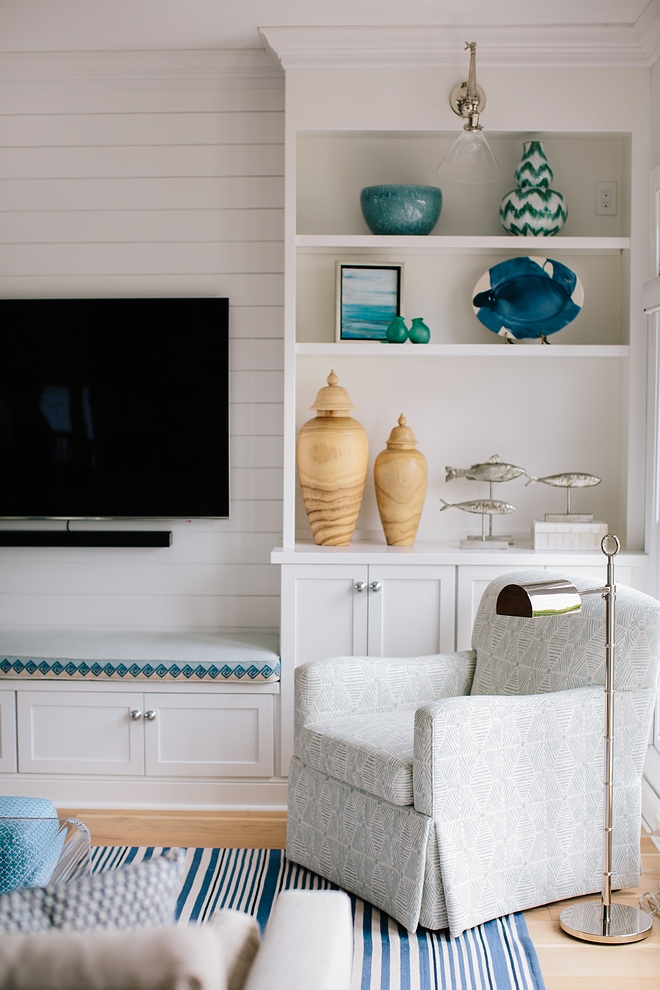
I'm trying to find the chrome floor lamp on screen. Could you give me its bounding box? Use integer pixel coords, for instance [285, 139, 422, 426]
[496, 535, 653, 944]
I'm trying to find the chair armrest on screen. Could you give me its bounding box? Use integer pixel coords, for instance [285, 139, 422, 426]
[295, 651, 476, 738]
[413, 687, 603, 818]
[243, 890, 353, 990]
[412, 686, 652, 936]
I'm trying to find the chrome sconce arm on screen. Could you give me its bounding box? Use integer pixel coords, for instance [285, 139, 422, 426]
[496, 535, 653, 944]
[438, 41, 501, 184]
[450, 42, 484, 132]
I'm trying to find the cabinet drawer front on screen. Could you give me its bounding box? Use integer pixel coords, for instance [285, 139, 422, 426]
[0, 691, 16, 773]
[17, 691, 144, 775]
[143, 694, 273, 777]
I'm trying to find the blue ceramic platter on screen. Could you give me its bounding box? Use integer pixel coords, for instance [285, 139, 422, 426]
[472, 256, 584, 340]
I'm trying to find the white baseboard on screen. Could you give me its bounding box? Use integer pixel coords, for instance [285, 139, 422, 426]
[0, 773, 288, 811]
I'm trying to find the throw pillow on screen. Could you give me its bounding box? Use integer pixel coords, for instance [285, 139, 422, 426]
[0, 923, 226, 990]
[208, 910, 260, 990]
[0, 850, 183, 935]
[0, 798, 64, 895]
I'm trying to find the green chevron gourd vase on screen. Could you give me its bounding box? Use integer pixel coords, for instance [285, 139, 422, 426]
[499, 141, 567, 237]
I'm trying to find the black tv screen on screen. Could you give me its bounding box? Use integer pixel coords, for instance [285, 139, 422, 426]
[0, 298, 229, 518]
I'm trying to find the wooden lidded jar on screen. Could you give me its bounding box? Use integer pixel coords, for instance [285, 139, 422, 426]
[297, 371, 369, 546]
[374, 414, 427, 546]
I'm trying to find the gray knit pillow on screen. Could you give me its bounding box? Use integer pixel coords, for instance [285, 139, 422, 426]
[0, 851, 183, 934]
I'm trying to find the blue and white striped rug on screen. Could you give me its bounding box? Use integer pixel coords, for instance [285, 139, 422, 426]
[92, 846, 546, 990]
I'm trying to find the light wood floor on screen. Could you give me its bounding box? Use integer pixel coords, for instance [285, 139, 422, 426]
[60, 809, 660, 989]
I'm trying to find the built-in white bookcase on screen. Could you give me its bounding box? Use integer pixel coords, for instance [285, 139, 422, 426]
[268, 57, 650, 770]
[291, 129, 634, 546]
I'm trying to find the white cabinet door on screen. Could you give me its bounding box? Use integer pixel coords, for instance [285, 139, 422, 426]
[0, 691, 16, 773]
[456, 565, 533, 652]
[367, 565, 456, 656]
[285, 564, 369, 665]
[280, 563, 369, 773]
[17, 691, 144, 775]
[143, 694, 273, 777]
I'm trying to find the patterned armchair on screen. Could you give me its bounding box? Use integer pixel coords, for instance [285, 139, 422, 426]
[286, 570, 660, 937]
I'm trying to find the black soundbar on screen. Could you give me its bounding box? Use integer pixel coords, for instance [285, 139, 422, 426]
[0, 531, 172, 548]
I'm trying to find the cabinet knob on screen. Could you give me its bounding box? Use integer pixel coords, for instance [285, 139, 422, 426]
[144, 710, 156, 721]
[130, 710, 142, 720]
[369, 581, 382, 593]
[354, 581, 367, 593]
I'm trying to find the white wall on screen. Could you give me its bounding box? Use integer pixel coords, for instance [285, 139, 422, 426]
[652, 55, 660, 170]
[0, 50, 284, 635]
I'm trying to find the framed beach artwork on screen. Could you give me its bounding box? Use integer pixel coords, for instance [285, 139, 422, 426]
[335, 263, 404, 342]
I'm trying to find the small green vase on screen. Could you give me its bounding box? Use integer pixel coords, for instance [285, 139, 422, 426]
[385, 316, 409, 343]
[409, 318, 430, 344]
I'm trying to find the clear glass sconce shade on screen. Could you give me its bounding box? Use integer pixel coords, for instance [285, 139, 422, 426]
[437, 128, 502, 183]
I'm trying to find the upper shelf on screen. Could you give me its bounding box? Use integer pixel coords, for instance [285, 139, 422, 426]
[296, 235, 631, 254]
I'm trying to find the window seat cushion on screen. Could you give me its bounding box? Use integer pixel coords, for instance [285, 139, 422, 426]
[0, 631, 280, 683]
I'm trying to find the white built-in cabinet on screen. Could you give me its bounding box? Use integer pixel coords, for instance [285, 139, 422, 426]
[0, 691, 17, 773]
[282, 564, 455, 664]
[15, 688, 273, 778]
[274, 549, 645, 767]
[0, 681, 280, 810]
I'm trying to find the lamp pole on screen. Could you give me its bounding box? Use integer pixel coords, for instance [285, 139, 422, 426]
[495, 535, 653, 942]
[558, 535, 652, 943]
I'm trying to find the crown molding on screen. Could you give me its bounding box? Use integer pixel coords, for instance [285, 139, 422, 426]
[0, 49, 283, 90]
[260, 6, 660, 70]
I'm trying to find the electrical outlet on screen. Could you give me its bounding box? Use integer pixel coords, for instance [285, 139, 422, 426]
[596, 180, 618, 216]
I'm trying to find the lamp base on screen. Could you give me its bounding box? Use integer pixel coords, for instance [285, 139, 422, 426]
[559, 902, 653, 944]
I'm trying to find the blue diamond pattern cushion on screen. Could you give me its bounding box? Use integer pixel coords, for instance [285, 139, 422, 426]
[0, 631, 280, 683]
[0, 850, 183, 934]
[0, 797, 64, 896]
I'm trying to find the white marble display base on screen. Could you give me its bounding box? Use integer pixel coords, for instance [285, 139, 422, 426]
[532, 519, 608, 550]
[545, 513, 594, 523]
[460, 538, 509, 549]
[464, 534, 514, 545]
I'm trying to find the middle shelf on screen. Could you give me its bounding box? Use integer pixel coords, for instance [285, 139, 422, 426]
[295, 342, 629, 357]
[296, 235, 631, 254]
[296, 237, 630, 346]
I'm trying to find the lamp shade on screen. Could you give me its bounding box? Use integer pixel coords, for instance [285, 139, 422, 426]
[437, 129, 502, 183]
[496, 578, 582, 617]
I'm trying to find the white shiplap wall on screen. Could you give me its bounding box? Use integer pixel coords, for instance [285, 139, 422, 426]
[0, 50, 284, 634]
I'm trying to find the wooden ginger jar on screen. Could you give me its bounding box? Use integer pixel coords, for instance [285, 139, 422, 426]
[374, 414, 427, 546]
[297, 371, 369, 546]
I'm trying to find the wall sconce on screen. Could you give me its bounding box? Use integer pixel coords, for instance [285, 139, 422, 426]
[437, 42, 502, 184]
[496, 535, 653, 944]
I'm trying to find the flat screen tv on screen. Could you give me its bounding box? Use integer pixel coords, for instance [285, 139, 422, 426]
[0, 298, 229, 519]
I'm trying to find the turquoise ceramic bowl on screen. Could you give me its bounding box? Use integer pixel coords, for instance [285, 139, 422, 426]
[360, 185, 442, 236]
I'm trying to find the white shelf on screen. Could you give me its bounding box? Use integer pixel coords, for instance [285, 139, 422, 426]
[272, 543, 648, 566]
[295, 342, 630, 357]
[296, 234, 631, 254]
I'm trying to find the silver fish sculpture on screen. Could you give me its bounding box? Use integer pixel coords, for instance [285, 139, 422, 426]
[445, 454, 526, 484]
[440, 498, 516, 515]
[525, 472, 601, 489]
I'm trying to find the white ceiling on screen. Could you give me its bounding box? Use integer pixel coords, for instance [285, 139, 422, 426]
[0, 0, 654, 52]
